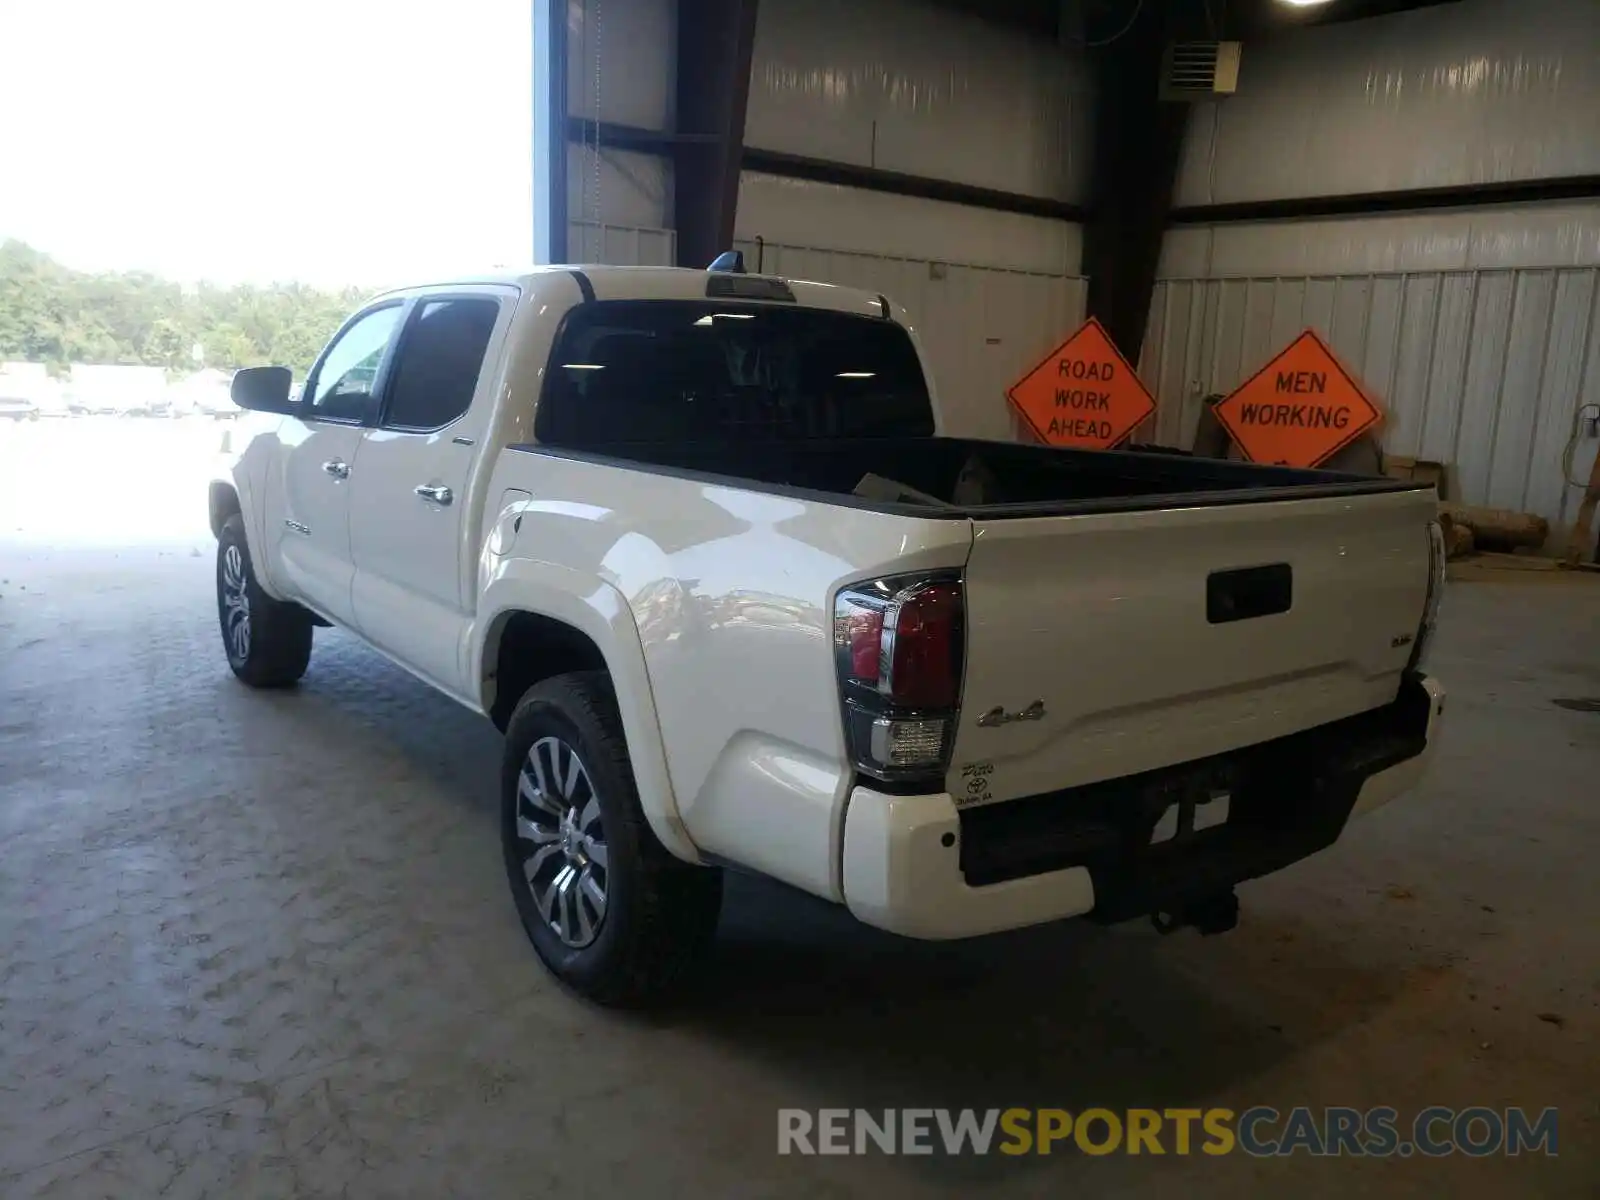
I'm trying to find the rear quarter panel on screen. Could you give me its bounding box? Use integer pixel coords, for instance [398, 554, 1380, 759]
[480, 449, 973, 900]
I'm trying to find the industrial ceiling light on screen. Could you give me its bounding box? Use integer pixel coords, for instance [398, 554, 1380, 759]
[1277, 0, 1334, 6]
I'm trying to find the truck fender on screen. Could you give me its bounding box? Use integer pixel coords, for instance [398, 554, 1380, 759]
[473, 560, 703, 865]
[207, 472, 283, 603]
[210, 436, 292, 603]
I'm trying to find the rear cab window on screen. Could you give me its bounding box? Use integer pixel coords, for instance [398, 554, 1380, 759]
[534, 301, 935, 447]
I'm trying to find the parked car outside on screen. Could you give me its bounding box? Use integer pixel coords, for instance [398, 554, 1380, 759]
[193, 383, 240, 419]
[32, 388, 71, 418]
[64, 387, 121, 416]
[0, 394, 40, 422]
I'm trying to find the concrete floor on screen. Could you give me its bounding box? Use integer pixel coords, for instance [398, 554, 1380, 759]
[1, 420, 1597, 1198]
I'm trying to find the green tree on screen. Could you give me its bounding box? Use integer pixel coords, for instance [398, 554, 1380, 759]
[0, 240, 369, 376]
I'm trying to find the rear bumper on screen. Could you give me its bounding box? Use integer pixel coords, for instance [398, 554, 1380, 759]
[841, 674, 1445, 939]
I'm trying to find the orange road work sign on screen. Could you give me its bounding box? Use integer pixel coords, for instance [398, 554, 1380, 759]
[1006, 318, 1156, 450]
[1213, 330, 1384, 467]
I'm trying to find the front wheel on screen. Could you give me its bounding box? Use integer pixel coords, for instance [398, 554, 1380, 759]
[501, 672, 722, 1007]
[216, 514, 313, 687]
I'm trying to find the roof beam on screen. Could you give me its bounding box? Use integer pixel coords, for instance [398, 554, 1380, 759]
[673, 0, 761, 269]
[1078, 1, 1196, 362]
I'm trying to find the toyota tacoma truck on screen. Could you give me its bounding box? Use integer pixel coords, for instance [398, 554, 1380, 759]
[209, 261, 1447, 1006]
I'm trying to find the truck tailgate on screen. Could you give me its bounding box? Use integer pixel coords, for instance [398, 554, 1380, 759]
[949, 487, 1437, 805]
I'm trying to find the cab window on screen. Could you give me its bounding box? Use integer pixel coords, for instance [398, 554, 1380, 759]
[305, 304, 403, 423]
[380, 298, 501, 431]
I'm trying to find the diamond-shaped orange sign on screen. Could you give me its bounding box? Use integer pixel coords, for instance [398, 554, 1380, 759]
[1213, 330, 1384, 467]
[1006, 318, 1156, 450]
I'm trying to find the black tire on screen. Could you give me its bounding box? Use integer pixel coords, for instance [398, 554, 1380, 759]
[501, 672, 722, 1007]
[216, 513, 313, 687]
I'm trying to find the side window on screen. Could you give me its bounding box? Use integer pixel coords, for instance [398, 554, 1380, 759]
[305, 305, 403, 423]
[380, 298, 501, 431]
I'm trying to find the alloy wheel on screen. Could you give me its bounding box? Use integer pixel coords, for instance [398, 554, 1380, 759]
[515, 736, 609, 948]
[221, 544, 251, 662]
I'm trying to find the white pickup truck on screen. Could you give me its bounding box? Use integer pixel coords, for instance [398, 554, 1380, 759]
[210, 261, 1446, 1005]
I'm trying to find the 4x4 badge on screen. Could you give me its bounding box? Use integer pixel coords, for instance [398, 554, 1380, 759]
[976, 700, 1046, 728]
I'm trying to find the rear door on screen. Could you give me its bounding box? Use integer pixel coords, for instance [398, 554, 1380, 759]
[948, 487, 1438, 805]
[348, 287, 514, 692]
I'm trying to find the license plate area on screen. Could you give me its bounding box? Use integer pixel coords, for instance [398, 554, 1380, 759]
[1150, 789, 1232, 844]
[959, 757, 1245, 887]
[957, 675, 1434, 891]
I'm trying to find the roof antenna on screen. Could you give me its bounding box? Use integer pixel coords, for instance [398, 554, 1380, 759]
[708, 250, 746, 274]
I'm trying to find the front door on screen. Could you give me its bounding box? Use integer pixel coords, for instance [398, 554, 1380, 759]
[348, 289, 511, 693]
[274, 302, 405, 627]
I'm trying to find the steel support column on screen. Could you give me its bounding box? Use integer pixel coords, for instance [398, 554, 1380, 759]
[533, 0, 569, 264]
[673, 0, 759, 269]
[1078, 2, 1193, 362]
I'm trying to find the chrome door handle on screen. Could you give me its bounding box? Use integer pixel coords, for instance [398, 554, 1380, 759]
[322, 459, 350, 479]
[414, 484, 453, 506]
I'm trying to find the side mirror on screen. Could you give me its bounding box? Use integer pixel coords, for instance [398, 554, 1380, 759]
[230, 366, 297, 414]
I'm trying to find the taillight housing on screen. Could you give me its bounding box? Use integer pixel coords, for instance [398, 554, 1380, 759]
[833, 573, 965, 786]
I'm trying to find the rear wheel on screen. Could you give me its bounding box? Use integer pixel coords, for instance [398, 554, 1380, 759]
[216, 514, 313, 687]
[501, 672, 722, 1007]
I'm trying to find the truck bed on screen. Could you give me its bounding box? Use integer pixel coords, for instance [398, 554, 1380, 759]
[516, 435, 1424, 518]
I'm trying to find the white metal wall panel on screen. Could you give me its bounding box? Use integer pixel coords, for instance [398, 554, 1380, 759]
[747, 0, 1092, 202]
[567, 221, 676, 266]
[1142, 267, 1600, 531]
[566, 0, 675, 131]
[1417, 274, 1476, 467]
[1487, 272, 1558, 510]
[736, 172, 1082, 275]
[1175, 0, 1600, 206]
[1454, 272, 1517, 507]
[567, 145, 671, 230]
[1385, 276, 1437, 458]
[737, 236, 1087, 442]
[1160, 204, 1600, 279]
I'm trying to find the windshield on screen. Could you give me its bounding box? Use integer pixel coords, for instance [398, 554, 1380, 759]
[535, 300, 935, 446]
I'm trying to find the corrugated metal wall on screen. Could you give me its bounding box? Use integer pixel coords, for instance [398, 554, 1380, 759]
[567, 0, 675, 134]
[1152, 0, 1600, 537]
[1143, 264, 1600, 527]
[735, 0, 1094, 440]
[1175, 0, 1600, 205]
[737, 235, 1088, 442]
[568, 221, 677, 266]
[748, 0, 1091, 204]
[565, 0, 678, 257]
[735, 172, 1082, 275]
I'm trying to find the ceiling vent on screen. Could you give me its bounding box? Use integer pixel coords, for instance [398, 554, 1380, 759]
[1161, 41, 1242, 100]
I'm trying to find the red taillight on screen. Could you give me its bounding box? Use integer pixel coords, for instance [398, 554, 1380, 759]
[847, 608, 884, 681]
[834, 574, 965, 784]
[884, 583, 961, 709]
